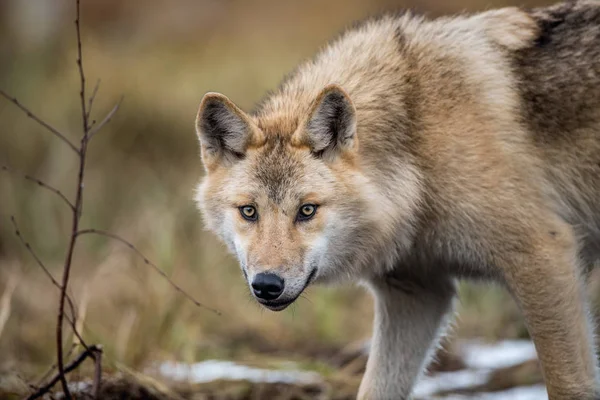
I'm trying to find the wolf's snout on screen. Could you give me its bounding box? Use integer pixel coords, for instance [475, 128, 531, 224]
[251, 273, 284, 301]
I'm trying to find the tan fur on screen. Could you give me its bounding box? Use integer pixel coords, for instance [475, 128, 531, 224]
[194, 1, 600, 398]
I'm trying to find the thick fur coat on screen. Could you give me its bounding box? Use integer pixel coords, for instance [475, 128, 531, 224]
[194, 1, 600, 398]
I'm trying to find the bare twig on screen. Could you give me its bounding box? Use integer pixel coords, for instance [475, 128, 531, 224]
[56, 182, 85, 399]
[9, 216, 79, 324]
[25, 345, 102, 400]
[33, 343, 78, 392]
[86, 79, 100, 121]
[92, 348, 102, 399]
[75, 0, 88, 135]
[11, 216, 59, 289]
[1, 165, 75, 211]
[10, 216, 89, 356]
[55, 2, 89, 396]
[76, 229, 221, 316]
[87, 97, 123, 140]
[0, 89, 79, 154]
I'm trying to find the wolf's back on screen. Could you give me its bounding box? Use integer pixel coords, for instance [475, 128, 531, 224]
[514, 1, 600, 143]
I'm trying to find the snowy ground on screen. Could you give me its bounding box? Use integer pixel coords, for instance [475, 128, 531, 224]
[158, 339, 548, 399]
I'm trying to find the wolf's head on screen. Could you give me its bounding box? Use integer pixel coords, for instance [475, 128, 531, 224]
[194, 84, 388, 311]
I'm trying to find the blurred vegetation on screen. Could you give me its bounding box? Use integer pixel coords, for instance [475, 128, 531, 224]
[0, 0, 580, 387]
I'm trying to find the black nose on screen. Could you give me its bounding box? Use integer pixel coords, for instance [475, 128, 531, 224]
[251, 273, 284, 301]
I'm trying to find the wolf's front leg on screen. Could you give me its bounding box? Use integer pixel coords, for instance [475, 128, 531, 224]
[500, 221, 599, 399]
[358, 274, 456, 400]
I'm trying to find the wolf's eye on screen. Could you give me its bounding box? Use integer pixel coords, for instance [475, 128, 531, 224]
[297, 204, 317, 221]
[239, 206, 257, 221]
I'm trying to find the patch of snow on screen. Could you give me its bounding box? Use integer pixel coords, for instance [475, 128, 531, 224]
[413, 339, 542, 399]
[430, 384, 548, 400]
[158, 359, 322, 385]
[459, 339, 537, 369]
[157, 338, 544, 400]
[55, 381, 92, 399]
[413, 369, 491, 397]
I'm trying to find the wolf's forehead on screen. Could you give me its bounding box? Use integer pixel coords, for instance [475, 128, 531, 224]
[251, 139, 305, 204]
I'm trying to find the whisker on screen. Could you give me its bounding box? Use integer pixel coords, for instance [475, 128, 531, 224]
[299, 294, 313, 305]
[289, 302, 297, 320]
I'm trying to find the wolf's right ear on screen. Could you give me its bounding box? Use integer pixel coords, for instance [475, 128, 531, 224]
[196, 93, 262, 170]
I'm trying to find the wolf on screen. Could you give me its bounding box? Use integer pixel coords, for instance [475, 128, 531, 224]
[193, 1, 600, 398]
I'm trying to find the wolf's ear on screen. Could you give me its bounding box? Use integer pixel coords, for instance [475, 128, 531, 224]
[294, 84, 357, 160]
[196, 93, 261, 170]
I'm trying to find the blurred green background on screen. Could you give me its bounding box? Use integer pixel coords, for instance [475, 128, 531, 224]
[0, 0, 575, 383]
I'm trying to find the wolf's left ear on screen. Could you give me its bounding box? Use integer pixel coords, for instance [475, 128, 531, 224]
[295, 84, 357, 159]
[196, 93, 262, 170]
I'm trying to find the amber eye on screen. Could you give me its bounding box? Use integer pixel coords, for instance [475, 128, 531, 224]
[297, 204, 317, 221]
[239, 206, 257, 221]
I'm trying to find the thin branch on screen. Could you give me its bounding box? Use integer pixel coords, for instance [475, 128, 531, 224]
[92, 348, 102, 399]
[16, 373, 39, 396]
[0, 89, 79, 155]
[56, 2, 88, 396]
[75, 0, 88, 136]
[1, 165, 75, 211]
[76, 229, 221, 316]
[34, 344, 78, 391]
[86, 79, 100, 121]
[9, 217, 87, 349]
[87, 97, 123, 140]
[25, 345, 102, 400]
[10, 217, 77, 318]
